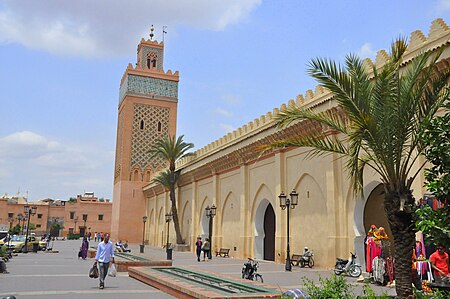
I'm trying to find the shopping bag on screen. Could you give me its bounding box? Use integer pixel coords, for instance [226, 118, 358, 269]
[108, 263, 117, 277]
[89, 263, 99, 278]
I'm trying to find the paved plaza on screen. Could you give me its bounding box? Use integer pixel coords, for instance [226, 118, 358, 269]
[0, 240, 396, 298]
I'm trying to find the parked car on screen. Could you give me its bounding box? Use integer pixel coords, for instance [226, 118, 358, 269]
[5, 235, 44, 252]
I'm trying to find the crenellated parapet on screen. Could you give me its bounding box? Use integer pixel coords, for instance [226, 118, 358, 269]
[175, 19, 450, 170]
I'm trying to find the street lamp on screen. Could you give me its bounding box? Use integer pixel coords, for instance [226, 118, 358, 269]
[74, 216, 79, 235]
[279, 189, 298, 271]
[7, 217, 14, 248]
[17, 213, 24, 234]
[23, 205, 37, 253]
[165, 213, 172, 260]
[140, 216, 148, 253]
[205, 204, 217, 259]
[83, 214, 88, 236]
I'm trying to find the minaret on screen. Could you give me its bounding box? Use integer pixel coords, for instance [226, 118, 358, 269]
[111, 26, 179, 242]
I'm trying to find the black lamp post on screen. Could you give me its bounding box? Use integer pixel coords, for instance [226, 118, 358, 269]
[7, 217, 14, 248]
[74, 216, 79, 235]
[23, 205, 37, 253]
[17, 213, 24, 234]
[140, 216, 148, 253]
[205, 204, 217, 259]
[83, 214, 88, 236]
[165, 213, 172, 260]
[279, 189, 298, 271]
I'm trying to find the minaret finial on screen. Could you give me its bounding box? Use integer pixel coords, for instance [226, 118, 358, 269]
[149, 25, 154, 40]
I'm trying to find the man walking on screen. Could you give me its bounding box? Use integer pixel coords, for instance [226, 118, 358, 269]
[94, 233, 115, 289]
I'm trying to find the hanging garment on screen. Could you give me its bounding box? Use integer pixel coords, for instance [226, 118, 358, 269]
[372, 256, 386, 284]
[385, 257, 395, 283]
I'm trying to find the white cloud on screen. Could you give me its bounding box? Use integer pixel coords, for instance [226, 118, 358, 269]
[437, 0, 450, 10]
[221, 94, 242, 106]
[357, 42, 376, 59]
[213, 107, 233, 118]
[0, 0, 261, 57]
[219, 123, 235, 133]
[0, 131, 114, 200]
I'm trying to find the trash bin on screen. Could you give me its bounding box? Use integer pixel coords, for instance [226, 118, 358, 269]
[32, 243, 39, 253]
[139, 244, 144, 253]
[166, 248, 172, 260]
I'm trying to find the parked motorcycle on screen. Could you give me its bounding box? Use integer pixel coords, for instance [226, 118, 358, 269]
[298, 247, 314, 268]
[334, 252, 362, 277]
[242, 258, 264, 282]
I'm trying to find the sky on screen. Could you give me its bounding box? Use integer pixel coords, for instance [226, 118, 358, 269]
[0, 0, 449, 202]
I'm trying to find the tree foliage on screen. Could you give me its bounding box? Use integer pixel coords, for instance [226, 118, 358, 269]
[416, 101, 450, 247]
[264, 38, 450, 298]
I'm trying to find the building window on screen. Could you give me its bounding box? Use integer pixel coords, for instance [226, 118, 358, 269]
[37, 214, 43, 219]
[140, 120, 145, 130]
[8, 213, 14, 218]
[157, 121, 162, 132]
[70, 212, 75, 219]
[69, 228, 74, 234]
[36, 224, 41, 228]
[83, 214, 88, 221]
[98, 214, 104, 221]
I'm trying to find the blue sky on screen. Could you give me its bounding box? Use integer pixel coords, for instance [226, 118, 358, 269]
[0, 0, 449, 201]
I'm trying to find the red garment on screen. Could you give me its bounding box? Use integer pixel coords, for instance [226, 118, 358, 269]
[366, 237, 382, 272]
[430, 250, 449, 276]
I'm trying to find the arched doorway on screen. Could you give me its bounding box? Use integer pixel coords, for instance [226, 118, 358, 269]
[254, 198, 276, 260]
[364, 184, 395, 256]
[263, 204, 275, 261]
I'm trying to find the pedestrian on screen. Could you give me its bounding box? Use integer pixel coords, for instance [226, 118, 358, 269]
[430, 244, 449, 283]
[80, 236, 89, 260]
[202, 238, 210, 261]
[100, 232, 104, 242]
[94, 232, 98, 242]
[94, 233, 115, 289]
[87, 231, 91, 241]
[195, 237, 202, 262]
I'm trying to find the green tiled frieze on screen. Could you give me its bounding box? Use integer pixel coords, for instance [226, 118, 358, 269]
[119, 75, 178, 104]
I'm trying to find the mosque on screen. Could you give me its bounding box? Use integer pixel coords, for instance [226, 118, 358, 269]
[111, 19, 450, 267]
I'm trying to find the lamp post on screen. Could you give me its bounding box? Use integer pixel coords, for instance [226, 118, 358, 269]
[83, 214, 88, 237]
[17, 213, 24, 234]
[7, 217, 14, 248]
[23, 205, 37, 253]
[165, 213, 172, 260]
[140, 216, 148, 253]
[74, 216, 79, 235]
[205, 204, 217, 259]
[279, 189, 298, 271]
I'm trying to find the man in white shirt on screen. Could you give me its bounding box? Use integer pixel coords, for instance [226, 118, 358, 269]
[94, 233, 115, 289]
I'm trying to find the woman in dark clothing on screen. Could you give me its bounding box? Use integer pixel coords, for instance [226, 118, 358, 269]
[81, 236, 89, 260]
[195, 237, 202, 262]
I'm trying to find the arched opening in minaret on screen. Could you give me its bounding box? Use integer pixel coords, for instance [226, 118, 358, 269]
[140, 120, 145, 130]
[157, 121, 162, 132]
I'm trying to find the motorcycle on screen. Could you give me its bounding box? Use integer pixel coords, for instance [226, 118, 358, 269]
[334, 252, 362, 277]
[298, 249, 314, 268]
[242, 258, 264, 282]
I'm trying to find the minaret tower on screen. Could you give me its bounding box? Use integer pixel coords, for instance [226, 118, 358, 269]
[111, 26, 179, 242]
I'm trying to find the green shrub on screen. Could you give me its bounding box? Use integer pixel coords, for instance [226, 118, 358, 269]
[67, 233, 80, 240]
[302, 275, 354, 299]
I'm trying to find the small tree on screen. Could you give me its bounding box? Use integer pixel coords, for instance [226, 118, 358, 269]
[149, 135, 194, 244]
[416, 101, 450, 247]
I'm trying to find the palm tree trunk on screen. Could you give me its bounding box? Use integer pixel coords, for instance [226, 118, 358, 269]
[384, 190, 416, 299]
[169, 168, 184, 244]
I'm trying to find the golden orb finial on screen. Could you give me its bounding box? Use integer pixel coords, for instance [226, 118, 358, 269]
[149, 25, 154, 40]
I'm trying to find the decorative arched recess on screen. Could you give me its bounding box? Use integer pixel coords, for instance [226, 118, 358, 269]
[290, 173, 327, 264]
[252, 184, 275, 260]
[181, 200, 191, 245]
[199, 196, 210, 240]
[157, 207, 165, 247]
[149, 209, 155, 246]
[220, 192, 240, 252]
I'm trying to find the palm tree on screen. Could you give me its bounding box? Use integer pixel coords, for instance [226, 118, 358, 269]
[265, 39, 450, 298]
[152, 169, 179, 190]
[150, 135, 194, 244]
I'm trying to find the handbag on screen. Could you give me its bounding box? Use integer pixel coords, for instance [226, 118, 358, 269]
[89, 263, 99, 278]
[108, 263, 117, 277]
